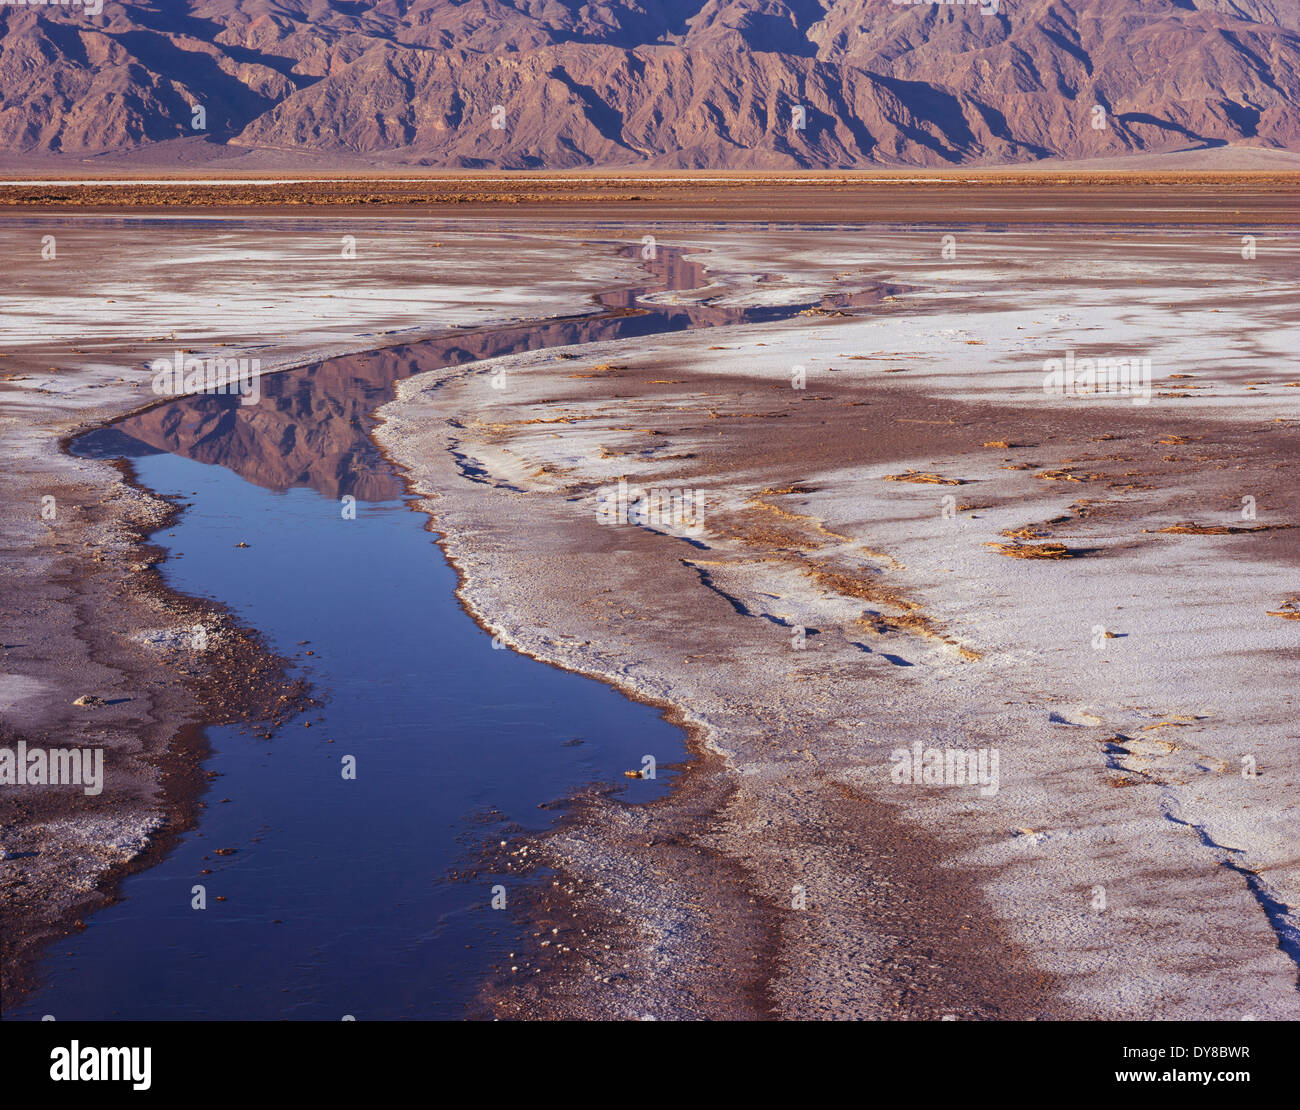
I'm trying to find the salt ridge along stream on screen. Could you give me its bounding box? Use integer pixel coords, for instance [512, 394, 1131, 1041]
[14, 237, 892, 1019]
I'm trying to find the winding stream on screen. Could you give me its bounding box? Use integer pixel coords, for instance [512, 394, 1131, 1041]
[17, 234, 880, 1019]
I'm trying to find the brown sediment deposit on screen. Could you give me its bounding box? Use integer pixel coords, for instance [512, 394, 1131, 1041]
[882, 470, 967, 486]
[986, 542, 1076, 559]
[1153, 522, 1293, 535]
[2, 172, 1300, 227]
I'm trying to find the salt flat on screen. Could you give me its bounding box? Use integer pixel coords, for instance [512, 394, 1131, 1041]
[3, 210, 1297, 1018]
[377, 226, 1300, 1018]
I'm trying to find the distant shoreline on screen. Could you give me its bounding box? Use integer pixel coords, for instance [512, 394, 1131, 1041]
[1, 173, 1299, 225]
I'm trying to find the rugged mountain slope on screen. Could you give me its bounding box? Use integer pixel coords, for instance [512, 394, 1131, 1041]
[1, 0, 1297, 166]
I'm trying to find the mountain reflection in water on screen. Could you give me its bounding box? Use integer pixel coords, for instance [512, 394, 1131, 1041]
[74, 243, 896, 499]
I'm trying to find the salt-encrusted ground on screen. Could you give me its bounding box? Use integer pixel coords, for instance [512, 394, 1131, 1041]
[4, 210, 1297, 1019]
[376, 228, 1300, 1018]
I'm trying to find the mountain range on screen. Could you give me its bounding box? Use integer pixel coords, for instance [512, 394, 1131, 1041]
[1, 0, 1298, 167]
